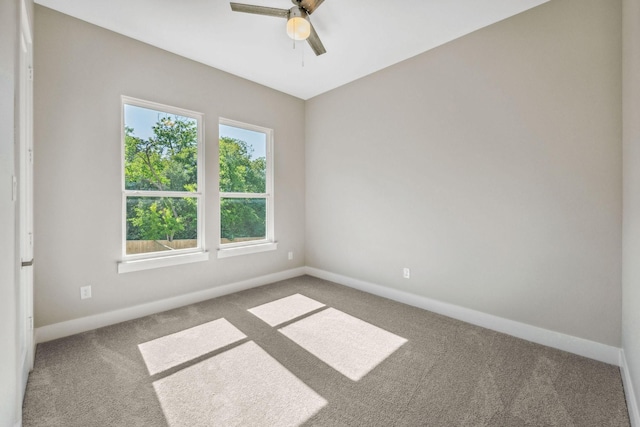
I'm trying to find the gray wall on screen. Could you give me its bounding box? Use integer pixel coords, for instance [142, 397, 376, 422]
[34, 6, 306, 327]
[1, 0, 21, 424]
[305, 0, 622, 346]
[623, 0, 640, 414]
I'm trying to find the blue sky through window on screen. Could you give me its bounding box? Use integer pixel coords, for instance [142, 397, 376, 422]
[124, 104, 196, 142]
[124, 104, 266, 161]
[220, 124, 266, 161]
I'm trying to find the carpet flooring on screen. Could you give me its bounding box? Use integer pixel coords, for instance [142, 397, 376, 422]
[22, 275, 631, 426]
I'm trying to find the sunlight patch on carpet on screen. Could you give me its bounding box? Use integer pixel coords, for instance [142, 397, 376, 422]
[153, 341, 327, 427]
[248, 293, 325, 326]
[279, 308, 407, 381]
[139, 318, 246, 375]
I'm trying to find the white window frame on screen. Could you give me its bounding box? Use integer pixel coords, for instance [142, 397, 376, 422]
[118, 96, 208, 273]
[218, 118, 276, 258]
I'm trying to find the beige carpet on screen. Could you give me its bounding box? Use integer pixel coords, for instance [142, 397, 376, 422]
[22, 275, 631, 426]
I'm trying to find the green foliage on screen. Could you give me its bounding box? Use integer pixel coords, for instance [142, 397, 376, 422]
[125, 117, 197, 192]
[219, 137, 265, 193]
[219, 137, 267, 241]
[221, 198, 266, 241]
[130, 200, 184, 241]
[125, 118, 268, 245]
[125, 115, 198, 242]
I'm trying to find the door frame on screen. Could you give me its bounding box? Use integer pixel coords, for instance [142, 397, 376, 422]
[18, 0, 34, 397]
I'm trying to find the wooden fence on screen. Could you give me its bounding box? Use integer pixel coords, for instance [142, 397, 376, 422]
[127, 237, 263, 254]
[220, 237, 263, 244]
[126, 239, 197, 255]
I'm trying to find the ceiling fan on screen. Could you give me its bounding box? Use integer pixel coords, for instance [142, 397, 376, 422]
[230, 0, 327, 56]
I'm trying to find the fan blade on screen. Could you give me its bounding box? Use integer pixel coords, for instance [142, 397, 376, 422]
[230, 3, 289, 18]
[306, 22, 326, 56]
[299, 0, 324, 14]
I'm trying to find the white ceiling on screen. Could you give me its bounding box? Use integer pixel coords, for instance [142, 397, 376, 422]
[34, 0, 549, 100]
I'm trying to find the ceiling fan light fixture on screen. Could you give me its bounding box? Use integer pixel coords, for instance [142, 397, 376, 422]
[286, 7, 311, 40]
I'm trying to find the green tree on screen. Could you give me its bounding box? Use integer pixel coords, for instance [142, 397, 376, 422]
[130, 201, 184, 241]
[125, 115, 198, 242]
[125, 120, 267, 244]
[219, 137, 266, 241]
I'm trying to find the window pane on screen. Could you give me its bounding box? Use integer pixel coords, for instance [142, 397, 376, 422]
[221, 198, 266, 244]
[126, 196, 198, 255]
[124, 104, 198, 192]
[219, 124, 266, 193]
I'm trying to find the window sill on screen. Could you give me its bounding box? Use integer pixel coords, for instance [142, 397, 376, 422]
[217, 242, 278, 259]
[118, 251, 209, 274]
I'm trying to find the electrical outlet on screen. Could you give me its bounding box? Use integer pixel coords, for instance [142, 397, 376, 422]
[403, 268, 411, 279]
[288, 251, 294, 260]
[80, 285, 92, 300]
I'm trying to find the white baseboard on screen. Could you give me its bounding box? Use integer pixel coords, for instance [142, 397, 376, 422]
[36, 265, 622, 366]
[621, 350, 640, 427]
[304, 267, 621, 366]
[35, 267, 306, 344]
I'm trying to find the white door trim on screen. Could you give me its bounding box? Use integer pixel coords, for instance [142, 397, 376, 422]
[18, 0, 34, 399]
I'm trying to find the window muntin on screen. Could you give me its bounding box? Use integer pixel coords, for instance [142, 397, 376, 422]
[122, 97, 204, 259]
[219, 119, 274, 249]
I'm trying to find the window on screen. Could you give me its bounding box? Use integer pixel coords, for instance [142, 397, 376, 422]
[119, 97, 206, 272]
[218, 118, 276, 258]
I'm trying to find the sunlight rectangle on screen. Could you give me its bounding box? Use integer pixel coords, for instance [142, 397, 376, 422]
[279, 308, 408, 381]
[248, 293, 325, 326]
[153, 341, 327, 427]
[138, 318, 246, 375]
